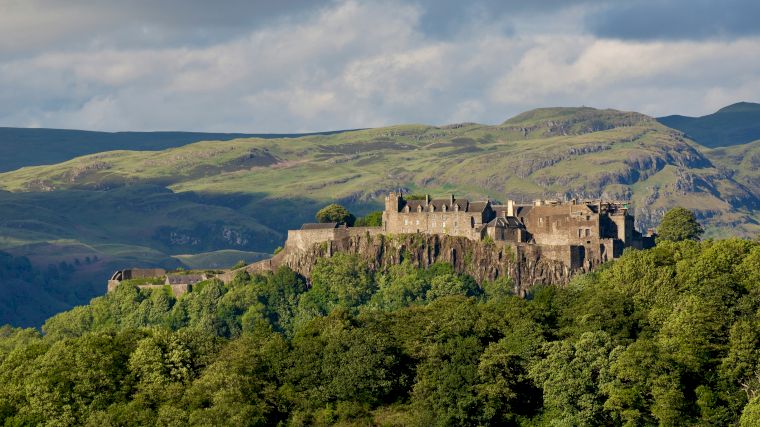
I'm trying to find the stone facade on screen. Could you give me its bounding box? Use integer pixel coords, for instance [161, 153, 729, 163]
[382, 192, 653, 262]
[382, 193, 493, 240]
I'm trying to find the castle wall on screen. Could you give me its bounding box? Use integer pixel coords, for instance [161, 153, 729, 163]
[384, 209, 483, 239]
[123, 268, 166, 280]
[520, 204, 602, 246]
[286, 228, 340, 252]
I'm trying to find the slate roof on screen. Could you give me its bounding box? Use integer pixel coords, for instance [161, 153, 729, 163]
[465, 201, 489, 213]
[301, 222, 338, 230]
[400, 197, 486, 212]
[405, 200, 426, 211]
[486, 217, 525, 229]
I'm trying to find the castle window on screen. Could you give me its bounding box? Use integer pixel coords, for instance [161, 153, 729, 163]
[578, 229, 582, 238]
[585, 229, 591, 237]
[471, 217, 475, 228]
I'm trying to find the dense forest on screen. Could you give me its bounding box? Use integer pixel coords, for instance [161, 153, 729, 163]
[1, 237, 760, 426]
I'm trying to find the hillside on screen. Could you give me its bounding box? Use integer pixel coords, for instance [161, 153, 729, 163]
[1, 107, 756, 235]
[657, 102, 760, 148]
[0, 106, 758, 326]
[0, 127, 351, 172]
[1, 239, 760, 425]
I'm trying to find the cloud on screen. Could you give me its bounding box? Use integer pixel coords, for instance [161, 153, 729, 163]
[586, 0, 760, 41]
[0, 0, 759, 132]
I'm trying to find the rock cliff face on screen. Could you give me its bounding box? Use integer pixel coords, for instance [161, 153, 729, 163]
[248, 232, 597, 296]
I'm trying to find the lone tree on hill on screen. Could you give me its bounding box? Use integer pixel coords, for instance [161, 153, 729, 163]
[316, 203, 355, 226]
[657, 207, 704, 242]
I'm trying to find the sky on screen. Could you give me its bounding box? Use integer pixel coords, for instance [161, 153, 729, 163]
[1, 0, 759, 132]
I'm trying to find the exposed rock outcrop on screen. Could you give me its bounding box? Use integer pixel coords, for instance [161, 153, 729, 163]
[241, 233, 600, 296]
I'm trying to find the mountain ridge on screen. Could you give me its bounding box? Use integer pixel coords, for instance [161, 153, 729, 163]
[0, 127, 355, 173]
[1, 105, 758, 326]
[657, 101, 760, 148]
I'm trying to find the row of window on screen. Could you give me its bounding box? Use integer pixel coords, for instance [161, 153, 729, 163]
[403, 218, 463, 227]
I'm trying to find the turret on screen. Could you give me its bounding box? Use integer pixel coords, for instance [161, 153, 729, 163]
[385, 191, 402, 213]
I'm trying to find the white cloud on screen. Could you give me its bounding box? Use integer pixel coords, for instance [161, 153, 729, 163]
[0, 0, 759, 132]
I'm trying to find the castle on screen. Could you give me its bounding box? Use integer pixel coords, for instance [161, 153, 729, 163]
[381, 191, 653, 258]
[109, 191, 654, 295]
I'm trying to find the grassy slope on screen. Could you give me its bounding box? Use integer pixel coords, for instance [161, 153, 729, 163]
[657, 102, 760, 148]
[1, 107, 756, 237]
[0, 127, 352, 173]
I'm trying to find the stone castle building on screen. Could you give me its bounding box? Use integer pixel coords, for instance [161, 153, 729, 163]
[108, 191, 655, 295]
[382, 191, 653, 259]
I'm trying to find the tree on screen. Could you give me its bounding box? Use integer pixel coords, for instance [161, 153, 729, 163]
[354, 211, 383, 227]
[657, 207, 704, 242]
[528, 331, 615, 426]
[315, 204, 355, 226]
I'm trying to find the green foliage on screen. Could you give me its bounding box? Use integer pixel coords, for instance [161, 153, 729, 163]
[2, 238, 760, 424]
[315, 203, 355, 226]
[657, 206, 705, 242]
[354, 210, 383, 227]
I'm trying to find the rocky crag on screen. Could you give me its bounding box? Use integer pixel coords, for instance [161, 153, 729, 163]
[238, 232, 600, 295]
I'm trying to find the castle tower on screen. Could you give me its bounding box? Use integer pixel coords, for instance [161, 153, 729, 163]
[385, 191, 402, 213]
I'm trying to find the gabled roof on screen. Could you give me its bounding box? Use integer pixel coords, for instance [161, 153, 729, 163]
[486, 216, 525, 229]
[396, 194, 489, 213]
[466, 201, 489, 213]
[301, 222, 338, 230]
[405, 200, 426, 211]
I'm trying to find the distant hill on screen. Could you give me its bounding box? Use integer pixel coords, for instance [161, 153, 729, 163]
[0, 127, 352, 172]
[1, 106, 759, 326]
[657, 102, 760, 148]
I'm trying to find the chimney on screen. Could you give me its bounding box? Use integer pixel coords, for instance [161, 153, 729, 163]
[450, 194, 455, 205]
[507, 200, 514, 217]
[425, 194, 430, 204]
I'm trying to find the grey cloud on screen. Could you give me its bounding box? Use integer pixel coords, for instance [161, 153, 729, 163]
[0, 0, 759, 133]
[0, 0, 333, 56]
[586, 0, 760, 40]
